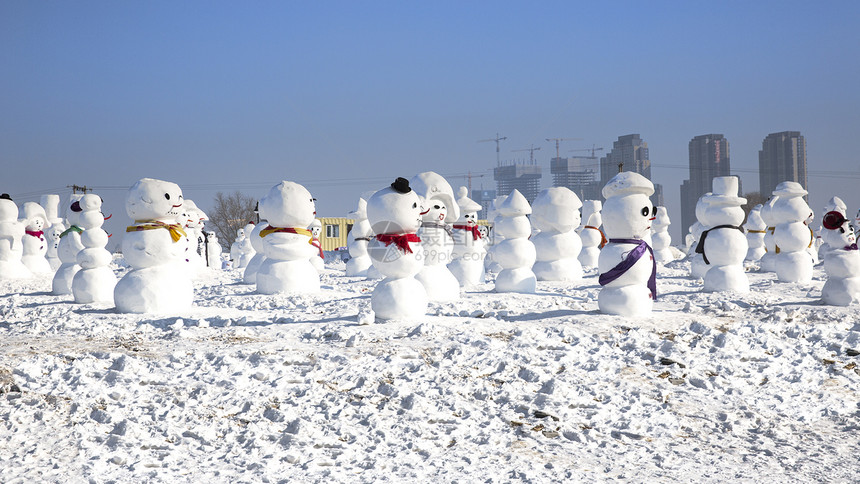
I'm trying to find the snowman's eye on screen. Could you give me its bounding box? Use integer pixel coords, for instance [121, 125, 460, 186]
[641, 207, 650, 216]
[412, 202, 417, 208]
[165, 194, 170, 200]
[434, 205, 441, 209]
[652, 206, 657, 216]
[840, 227, 845, 233]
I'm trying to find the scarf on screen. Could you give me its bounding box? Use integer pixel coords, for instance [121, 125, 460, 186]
[59, 225, 82, 238]
[375, 233, 421, 254]
[258, 226, 314, 248]
[25, 229, 44, 238]
[452, 224, 481, 241]
[845, 243, 859, 251]
[127, 221, 187, 243]
[746, 229, 766, 234]
[423, 221, 454, 239]
[599, 238, 657, 300]
[695, 225, 744, 264]
[311, 238, 324, 259]
[585, 225, 608, 248]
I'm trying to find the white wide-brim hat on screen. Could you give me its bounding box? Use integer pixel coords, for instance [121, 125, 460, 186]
[602, 171, 654, 199]
[772, 181, 807, 198]
[703, 176, 746, 206]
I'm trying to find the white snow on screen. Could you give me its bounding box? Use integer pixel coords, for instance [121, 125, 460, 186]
[1, 256, 860, 482]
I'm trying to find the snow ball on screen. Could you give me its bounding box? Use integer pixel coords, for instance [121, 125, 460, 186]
[110, 456, 127, 466]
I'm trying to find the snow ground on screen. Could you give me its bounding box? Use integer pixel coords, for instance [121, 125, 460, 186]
[1, 259, 859, 483]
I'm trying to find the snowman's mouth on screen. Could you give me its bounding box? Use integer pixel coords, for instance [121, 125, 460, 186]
[172, 204, 182, 208]
[420, 209, 430, 215]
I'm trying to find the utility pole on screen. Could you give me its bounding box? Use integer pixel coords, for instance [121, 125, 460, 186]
[67, 185, 90, 194]
[478, 133, 508, 165]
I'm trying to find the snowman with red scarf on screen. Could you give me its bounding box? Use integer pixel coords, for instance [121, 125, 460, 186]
[597, 172, 657, 316]
[19, 202, 52, 275]
[367, 177, 427, 321]
[309, 219, 325, 273]
[255, 181, 319, 295]
[114, 178, 193, 313]
[820, 210, 860, 306]
[449, 186, 485, 287]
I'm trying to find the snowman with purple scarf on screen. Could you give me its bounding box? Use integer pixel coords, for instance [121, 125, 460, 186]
[597, 172, 657, 316]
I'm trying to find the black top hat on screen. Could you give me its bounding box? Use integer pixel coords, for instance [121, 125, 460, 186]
[391, 177, 411, 194]
[0, 193, 11, 201]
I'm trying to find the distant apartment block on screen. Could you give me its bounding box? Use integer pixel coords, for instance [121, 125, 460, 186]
[680, 134, 731, 237]
[493, 162, 542, 203]
[758, 131, 807, 196]
[599, 133, 662, 206]
[550, 156, 601, 201]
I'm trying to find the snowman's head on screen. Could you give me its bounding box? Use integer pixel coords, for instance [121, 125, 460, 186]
[461, 211, 479, 226]
[745, 205, 766, 230]
[771, 182, 810, 224]
[477, 225, 490, 239]
[309, 219, 322, 238]
[580, 200, 602, 228]
[454, 186, 482, 224]
[20, 202, 48, 231]
[350, 198, 368, 220]
[126, 178, 183, 221]
[601, 172, 655, 239]
[367, 177, 422, 235]
[0, 197, 18, 223]
[531, 187, 582, 233]
[250, 222, 266, 252]
[259, 181, 316, 228]
[653, 206, 671, 228]
[760, 197, 778, 226]
[823, 196, 847, 217]
[236, 227, 246, 239]
[410, 172, 459, 222]
[77, 194, 106, 230]
[420, 197, 448, 223]
[822, 211, 857, 248]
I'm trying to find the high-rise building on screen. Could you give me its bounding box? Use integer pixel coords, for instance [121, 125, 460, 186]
[470, 189, 496, 219]
[493, 162, 542, 203]
[599, 134, 651, 188]
[550, 156, 601, 201]
[599, 133, 662, 207]
[680, 134, 731, 237]
[758, 131, 807, 196]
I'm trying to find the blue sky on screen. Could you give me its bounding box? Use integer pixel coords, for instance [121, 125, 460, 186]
[2, 1, 859, 243]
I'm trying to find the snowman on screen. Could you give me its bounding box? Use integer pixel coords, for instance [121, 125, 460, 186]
[689, 194, 712, 280]
[597, 172, 657, 317]
[114, 178, 193, 313]
[411, 172, 460, 302]
[448, 186, 486, 288]
[743, 204, 767, 264]
[72, 194, 117, 304]
[650, 206, 673, 264]
[242, 222, 267, 284]
[309, 219, 325, 273]
[52, 199, 85, 293]
[759, 196, 779, 273]
[366, 177, 427, 321]
[818, 197, 848, 262]
[484, 195, 508, 275]
[493, 189, 537, 293]
[205, 230, 222, 269]
[696, 176, 749, 293]
[175, 203, 202, 276]
[40, 194, 66, 271]
[231, 224, 256, 270]
[345, 197, 373, 277]
[255, 181, 319, 295]
[819, 210, 860, 305]
[19, 202, 53, 275]
[531, 187, 583, 281]
[181, 199, 208, 273]
[578, 200, 605, 270]
[0, 195, 32, 279]
[771, 182, 814, 283]
[230, 227, 246, 268]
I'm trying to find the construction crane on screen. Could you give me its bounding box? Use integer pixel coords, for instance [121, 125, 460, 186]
[512, 144, 542, 165]
[448, 171, 487, 194]
[545, 137, 582, 159]
[477, 133, 508, 165]
[569, 145, 605, 159]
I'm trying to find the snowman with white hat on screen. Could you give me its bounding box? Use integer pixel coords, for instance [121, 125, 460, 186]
[759, 196, 780, 273]
[743, 204, 767, 265]
[695, 176, 749, 292]
[597, 172, 657, 316]
[771, 181, 814, 283]
[650, 206, 673, 264]
[492, 189, 537, 293]
[411, 172, 460, 301]
[578, 200, 605, 270]
[448, 186, 486, 287]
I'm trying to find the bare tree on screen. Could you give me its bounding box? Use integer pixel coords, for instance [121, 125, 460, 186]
[208, 191, 257, 250]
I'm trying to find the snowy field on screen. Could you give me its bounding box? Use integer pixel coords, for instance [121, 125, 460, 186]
[2, 258, 859, 483]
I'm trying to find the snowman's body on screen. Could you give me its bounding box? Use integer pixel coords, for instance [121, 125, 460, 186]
[243, 222, 267, 284]
[19, 202, 52, 275]
[650, 206, 673, 264]
[820, 211, 860, 306]
[233, 224, 256, 270]
[771, 182, 814, 283]
[744, 204, 767, 264]
[597, 172, 656, 317]
[367, 178, 427, 321]
[531, 187, 582, 281]
[578, 200, 604, 270]
[178, 200, 207, 275]
[689, 196, 712, 280]
[699, 177, 749, 293]
[411, 172, 460, 301]
[345, 198, 373, 277]
[448, 187, 486, 288]
[254, 182, 319, 295]
[759, 197, 779, 273]
[45, 222, 65, 271]
[52, 202, 84, 293]
[484, 195, 508, 275]
[0, 198, 32, 280]
[114, 178, 193, 313]
[493, 190, 537, 293]
[206, 231, 222, 269]
[72, 194, 116, 304]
